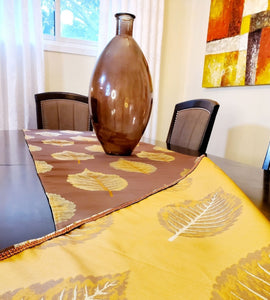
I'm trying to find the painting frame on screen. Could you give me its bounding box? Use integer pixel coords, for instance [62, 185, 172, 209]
[202, 0, 270, 88]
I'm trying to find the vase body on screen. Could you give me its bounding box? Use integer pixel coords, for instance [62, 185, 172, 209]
[89, 13, 153, 155]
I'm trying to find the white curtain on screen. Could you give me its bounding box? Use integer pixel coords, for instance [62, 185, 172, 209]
[98, 0, 164, 140]
[0, 0, 44, 130]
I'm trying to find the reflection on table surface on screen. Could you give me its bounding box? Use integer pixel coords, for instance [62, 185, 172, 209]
[0, 130, 55, 250]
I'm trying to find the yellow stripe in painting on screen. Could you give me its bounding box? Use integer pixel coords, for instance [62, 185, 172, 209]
[202, 53, 225, 88]
[240, 15, 251, 35]
[221, 51, 246, 87]
[221, 52, 238, 86]
[235, 50, 247, 86]
[203, 51, 246, 88]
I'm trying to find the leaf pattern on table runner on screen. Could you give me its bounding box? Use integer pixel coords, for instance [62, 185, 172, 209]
[51, 150, 94, 161]
[67, 169, 128, 196]
[110, 158, 157, 174]
[34, 160, 53, 174]
[136, 151, 175, 162]
[0, 271, 129, 299]
[159, 188, 242, 241]
[85, 144, 105, 152]
[40, 215, 113, 249]
[180, 168, 193, 178]
[28, 144, 42, 152]
[46, 193, 76, 225]
[211, 244, 270, 299]
[24, 134, 35, 140]
[70, 135, 98, 142]
[60, 130, 83, 135]
[153, 146, 173, 152]
[42, 139, 74, 146]
[165, 177, 193, 193]
[36, 131, 61, 137]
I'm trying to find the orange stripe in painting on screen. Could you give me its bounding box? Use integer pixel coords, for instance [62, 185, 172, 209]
[207, 0, 244, 42]
[207, 0, 233, 42]
[228, 0, 245, 37]
[256, 27, 270, 84]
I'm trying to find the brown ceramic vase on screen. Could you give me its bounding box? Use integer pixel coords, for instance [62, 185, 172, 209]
[89, 13, 153, 155]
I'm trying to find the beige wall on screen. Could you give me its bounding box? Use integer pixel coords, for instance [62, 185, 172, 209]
[157, 0, 191, 144]
[44, 51, 96, 96]
[44, 0, 270, 168]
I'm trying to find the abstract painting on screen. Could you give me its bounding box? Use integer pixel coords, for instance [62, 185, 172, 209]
[202, 0, 270, 87]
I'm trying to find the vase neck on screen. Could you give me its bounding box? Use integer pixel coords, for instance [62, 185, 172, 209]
[115, 13, 135, 36]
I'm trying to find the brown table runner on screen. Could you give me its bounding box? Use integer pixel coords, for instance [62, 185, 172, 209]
[24, 130, 202, 231]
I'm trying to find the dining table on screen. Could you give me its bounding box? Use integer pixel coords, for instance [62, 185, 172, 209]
[0, 129, 270, 299]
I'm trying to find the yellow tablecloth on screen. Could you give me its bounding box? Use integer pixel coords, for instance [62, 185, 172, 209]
[0, 156, 269, 299]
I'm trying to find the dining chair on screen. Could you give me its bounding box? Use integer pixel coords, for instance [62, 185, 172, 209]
[35, 92, 92, 131]
[166, 99, 220, 155]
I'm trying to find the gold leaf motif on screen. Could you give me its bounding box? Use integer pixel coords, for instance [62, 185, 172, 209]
[51, 150, 94, 161]
[159, 188, 242, 241]
[0, 271, 129, 299]
[136, 151, 175, 162]
[60, 130, 82, 134]
[42, 139, 74, 146]
[46, 193, 76, 224]
[28, 144, 42, 152]
[110, 158, 157, 174]
[70, 135, 97, 142]
[36, 132, 61, 137]
[85, 144, 104, 152]
[24, 135, 35, 140]
[67, 169, 128, 196]
[211, 244, 270, 299]
[34, 160, 53, 174]
[166, 178, 192, 193]
[40, 215, 113, 249]
[180, 168, 192, 177]
[153, 146, 173, 152]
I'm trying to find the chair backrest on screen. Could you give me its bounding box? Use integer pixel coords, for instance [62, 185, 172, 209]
[166, 99, 219, 154]
[35, 92, 92, 131]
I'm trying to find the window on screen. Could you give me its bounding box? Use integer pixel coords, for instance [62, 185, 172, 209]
[41, 0, 100, 56]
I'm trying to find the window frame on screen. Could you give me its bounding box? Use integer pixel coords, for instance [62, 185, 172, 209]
[42, 0, 98, 56]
